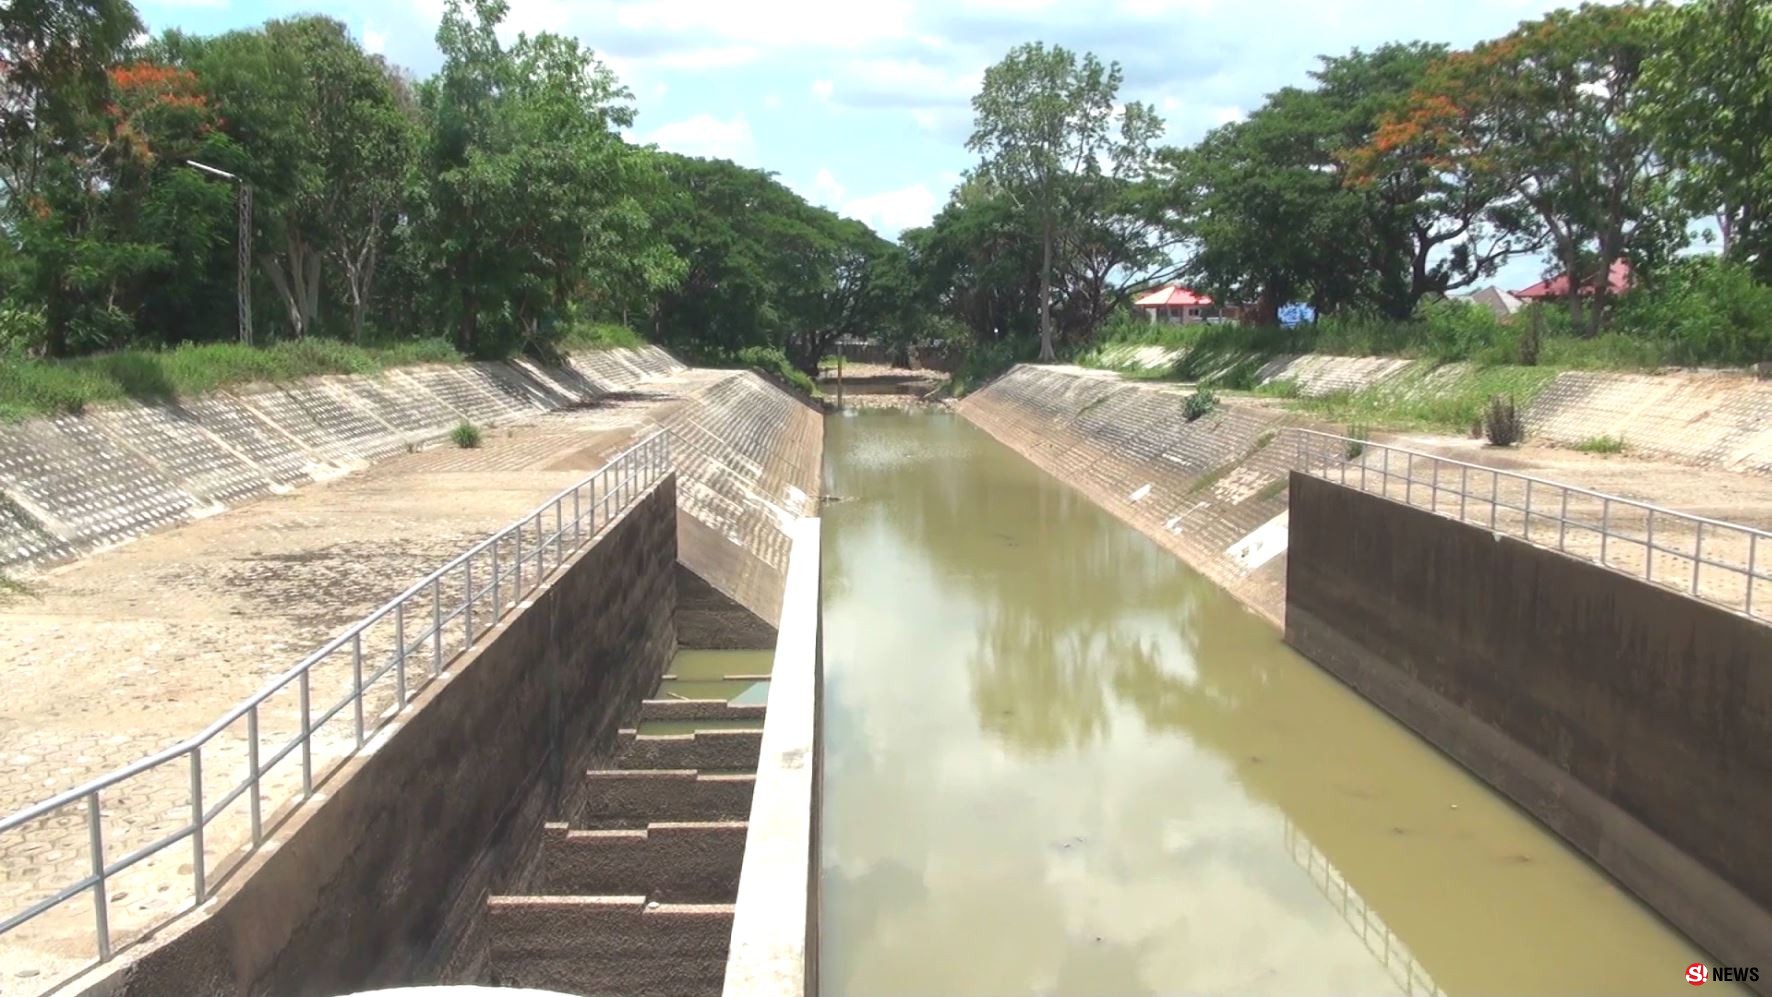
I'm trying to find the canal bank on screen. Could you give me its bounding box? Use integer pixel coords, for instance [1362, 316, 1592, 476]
[819, 408, 1721, 995]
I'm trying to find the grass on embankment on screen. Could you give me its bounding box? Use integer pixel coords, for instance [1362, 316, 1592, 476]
[1254, 364, 1560, 435]
[0, 322, 654, 423]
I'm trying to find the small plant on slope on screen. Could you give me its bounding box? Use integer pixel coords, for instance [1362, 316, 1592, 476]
[451, 421, 483, 448]
[1484, 395, 1523, 446]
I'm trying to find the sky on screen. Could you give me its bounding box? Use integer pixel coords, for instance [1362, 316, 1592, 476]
[136, 0, 1588, 292]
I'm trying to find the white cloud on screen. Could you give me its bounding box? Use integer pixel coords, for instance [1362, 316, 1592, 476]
[362, 28, 387, 55]
[813, 168, 848, 204]
[764, 93, 782, 109]
[812, 79, 835, 101]
[638, 113, 758, 165]
[841, 183, 941, 236]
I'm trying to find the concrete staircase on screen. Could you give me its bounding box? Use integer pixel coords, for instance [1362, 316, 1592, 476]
[484, 700, 766, 995]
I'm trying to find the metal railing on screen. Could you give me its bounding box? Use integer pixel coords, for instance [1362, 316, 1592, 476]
[0, 430, 670, 976]
[1294, 430, 1772, 623]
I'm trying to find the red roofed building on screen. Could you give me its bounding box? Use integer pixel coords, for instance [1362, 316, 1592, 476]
[1134, 285, 1232, 325]
[1515, 260, 1633, 301]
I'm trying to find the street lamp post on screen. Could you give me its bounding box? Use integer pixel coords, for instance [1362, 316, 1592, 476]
[185, 161, 253, 346]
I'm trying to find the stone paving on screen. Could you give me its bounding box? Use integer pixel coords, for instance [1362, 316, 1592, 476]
[0, 361, 821, 995]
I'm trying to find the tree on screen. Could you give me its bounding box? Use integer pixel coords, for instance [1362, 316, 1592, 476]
[968, 43, 1157, 360]
[1379, 4, 1683, 334]
[1639, 0, 1772, 280]
[1, 0, 144, 355]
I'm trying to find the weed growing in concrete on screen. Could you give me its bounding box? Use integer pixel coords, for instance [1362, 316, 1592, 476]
[1344, 423, 1370, 459]
[1254, 478, 1287, 503]
[451, 421, 483, 448]
[1254, 430, 1276, 451]
[1484, 395, 1523, 446]
[1183, 387, 1219, 422]
[1576, 434, 1626, 454]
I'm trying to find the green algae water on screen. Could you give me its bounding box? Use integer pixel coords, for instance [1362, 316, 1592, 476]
[818, 408, 1721, 996]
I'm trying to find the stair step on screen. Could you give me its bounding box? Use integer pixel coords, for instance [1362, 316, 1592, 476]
[639, 698, 767, 722]
[541, 820, 745, 901]
[614, 727, 763, 770]
[579, 769, 755, 823]
[487, 895, 733, 996]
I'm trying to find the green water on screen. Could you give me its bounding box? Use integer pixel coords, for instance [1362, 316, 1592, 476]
[818, 408, 1718, 996]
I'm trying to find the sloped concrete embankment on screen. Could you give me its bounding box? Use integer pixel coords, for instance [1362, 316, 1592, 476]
[662, 373, 823, 647]
[1094, 344, 1772, 473]
[0, 346, 686, 572]
[958, 365, 1296, 624]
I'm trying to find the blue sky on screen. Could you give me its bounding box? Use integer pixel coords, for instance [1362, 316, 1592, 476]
[137, 0, 1588, 291]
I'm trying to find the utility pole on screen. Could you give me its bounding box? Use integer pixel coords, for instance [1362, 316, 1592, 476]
[186, 161, 253, 346]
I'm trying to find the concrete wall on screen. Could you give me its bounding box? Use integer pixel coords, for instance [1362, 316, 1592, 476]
[0, 347, 686, 571]
[724, 517, 822, 997]
[77, 476, 681, 997]
[1285, 472, 1772, 975]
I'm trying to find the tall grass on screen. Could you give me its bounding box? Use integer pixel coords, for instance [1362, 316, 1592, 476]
[0, 338, 463, 421]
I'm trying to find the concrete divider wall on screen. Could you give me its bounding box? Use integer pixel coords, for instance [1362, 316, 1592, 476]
[0, 347, 688, 571]
[82, 476, 680, 997]
[1285, 473, 1772, 976]
[959, 365, 1295, 622]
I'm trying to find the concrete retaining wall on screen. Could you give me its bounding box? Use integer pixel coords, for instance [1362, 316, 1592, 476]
[79, 475, 681, 997]
[959, 365, 1295, 622]
[1285, 472, 1772, 976]
[0, 346, 687, 571]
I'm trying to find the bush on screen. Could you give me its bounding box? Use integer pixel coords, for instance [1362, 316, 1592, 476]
[1484, 394, 1523, 446]
[1613, 258, 1772, 366]
[951, 335, 1039, 396]
[1345, 422, 1370, 459]
[450, 421, 482, 448]
[1576, 434, 1625, 454]
[735, 346, 818, 396]
[556, 322, 644, 351]
[1183, 386, 1219, 422]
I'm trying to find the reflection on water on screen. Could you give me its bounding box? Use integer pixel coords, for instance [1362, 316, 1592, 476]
[819, 409, 1716, 996]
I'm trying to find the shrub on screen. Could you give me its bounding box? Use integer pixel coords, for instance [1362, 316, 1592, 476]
[451, 421, 482, 448]
[1576, 434, 1625, 454]
[734, 345, 818, 396]
[1345, 422, 1370, 459]
[1484, 394, 1523, 446]
[1416, 297, 1507, 362]
[1183, 386, 1219, 422]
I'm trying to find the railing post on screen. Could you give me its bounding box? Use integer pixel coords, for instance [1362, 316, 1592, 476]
[299, 669, 312, 795]
[1646, 509, 1656, 582]
[1601, 499, 1611, 566]
[464, 557, 475, 645]
[1749, 534, 1759, 618]
[1430, 459, 1439, 514]
[352, 633, 364, 747]
[555, 500, 564, 563]
[1558, 489, 1568, 551]
[1459, 466, 1468, 522]
[515, 525, 523, 597]
[1382, 447, 1390, 499]
[492, 534, 502, 613]
[247, 705, 261, 844]
[395, 602, 407, 707]
[589, 478, 598, 535]
[573, 486, 583, 543]
[1490, 472, 1499, 530]
[1692, 522, 1703, 595]
[1524, 479, 1533, 541]
[431, 581, 443, 676]
[88, 790, 110, 960]
[1405, 453, 1413, 506]
[190, 747, 206, 901]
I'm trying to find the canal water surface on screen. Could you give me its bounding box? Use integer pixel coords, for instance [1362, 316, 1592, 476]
[818, 408, 1717, 995]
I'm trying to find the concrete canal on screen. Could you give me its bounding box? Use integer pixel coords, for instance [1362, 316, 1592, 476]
[817, 408, 1718, 995]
